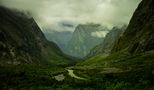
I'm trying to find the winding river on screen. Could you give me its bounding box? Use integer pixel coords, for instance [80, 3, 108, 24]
[54, 69, 86, 81]
[66, 69, 86, 80]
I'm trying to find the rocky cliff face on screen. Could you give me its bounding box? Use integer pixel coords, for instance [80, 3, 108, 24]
[66, 24, 109, 58]
[112, 0, 154, 54]
[88, 25, 126, 57]
[0, 6, 73, 65]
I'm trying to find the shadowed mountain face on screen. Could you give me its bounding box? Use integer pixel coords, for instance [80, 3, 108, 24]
[65, 24, 109, 58]
[88, 25, 127, 57]
[44, 31, 72, 52]
[0, 6, 74, 65]
[78, 0, 154, 71]
[112, 0, 154, 54]
[76, 1, 154, 86]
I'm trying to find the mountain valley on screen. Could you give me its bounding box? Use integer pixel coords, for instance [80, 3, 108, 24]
[1, 0, 154, 89]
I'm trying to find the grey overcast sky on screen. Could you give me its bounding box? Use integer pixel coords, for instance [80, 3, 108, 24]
[0, 0, 141, 31]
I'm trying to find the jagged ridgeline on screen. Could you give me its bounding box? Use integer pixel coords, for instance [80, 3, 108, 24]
[0, 6, 75, 65]
[112, 0, 154, 54]
[77, 0, 154, 81]
[87, 25, 127, 57]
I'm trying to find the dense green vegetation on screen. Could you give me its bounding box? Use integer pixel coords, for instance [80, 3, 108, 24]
[0, 65, 66, 89]
[71, 50, 154, 90]
[1, 50, 154, 90]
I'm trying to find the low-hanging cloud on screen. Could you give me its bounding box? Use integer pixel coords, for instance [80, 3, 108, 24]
[91, 31, 108, 38]
[0, 0, 141, 31]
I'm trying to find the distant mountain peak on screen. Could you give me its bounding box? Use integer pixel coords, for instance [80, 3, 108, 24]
[65, 23, 109, 58]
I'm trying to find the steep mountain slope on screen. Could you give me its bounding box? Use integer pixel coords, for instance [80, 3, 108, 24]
[77, 0, 154, 68]
[88, 25, 126, 57]
[44, 31, 72, 52]
[0, 6, 74, 65]
[75, 0, 154, 86]
[112, 0, 154, 54]
[66, 24, 109, 58]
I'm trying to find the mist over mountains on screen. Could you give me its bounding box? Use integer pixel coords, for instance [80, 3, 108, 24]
[0, 0, 141, 31]
[2, 0, 154, 89]
[88, 25, 127, 57]
[44, 31, 72, 52]
[0, 0, 141, 58]
[65, 24, 109, 57]
[0, 6, 75, 65]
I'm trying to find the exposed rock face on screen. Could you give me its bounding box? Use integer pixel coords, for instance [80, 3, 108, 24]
[112, 0, 154, 54]
[88, 25, 126, 57]
[66, 24, 109, 58]
[0, 6, 73, 65]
